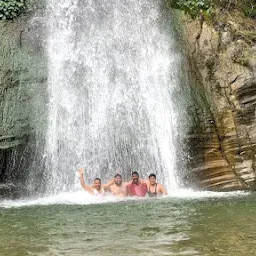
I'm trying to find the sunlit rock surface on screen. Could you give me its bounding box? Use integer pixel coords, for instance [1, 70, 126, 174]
[181, 10, 256, 191]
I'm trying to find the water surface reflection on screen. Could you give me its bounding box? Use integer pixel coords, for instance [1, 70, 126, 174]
[0, 192, 255, 255]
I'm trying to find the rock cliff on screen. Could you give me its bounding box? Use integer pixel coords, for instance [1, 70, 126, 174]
[180, 9, 256, 191]
[0, 5, 47, 197]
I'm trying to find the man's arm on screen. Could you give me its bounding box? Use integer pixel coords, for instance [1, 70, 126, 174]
[159, 184, 168, 195]
[102, 178, 114, 191]
[78, 168, 94, 194]
[138, 178, 149, 185]
[126, 183, 133, 196]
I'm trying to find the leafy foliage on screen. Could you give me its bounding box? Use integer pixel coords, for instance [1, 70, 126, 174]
[212, 0, 256, 18]
[169, 0, 256, 19]
[0, 0, 26, 20]
[168, 0, 212, 18]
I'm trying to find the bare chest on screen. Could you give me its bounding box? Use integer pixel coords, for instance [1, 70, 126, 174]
[110, 184, 127, 194]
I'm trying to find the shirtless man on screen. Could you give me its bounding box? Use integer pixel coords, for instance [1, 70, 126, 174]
[146, 173, 168, 197]
[78, 168, 127, 197]
[106, 174, 128, 197]
[78, 168, 110, 196]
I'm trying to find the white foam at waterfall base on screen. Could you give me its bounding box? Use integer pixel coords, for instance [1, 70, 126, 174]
[170, 189, 251, 198]
[0, 190, 251, 208]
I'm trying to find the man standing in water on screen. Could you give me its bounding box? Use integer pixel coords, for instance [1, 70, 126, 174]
[146, 173, 168, 197]
[78, 168, 105, 196]
[105, 174, 128, 197]
[127, 171, 147, 197]
[78, 169, 128, 197]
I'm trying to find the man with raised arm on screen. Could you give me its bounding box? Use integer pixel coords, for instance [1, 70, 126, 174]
[78, 168, 106, 196]
[78, 168, 128, 197]
[146, 173, 168, 197]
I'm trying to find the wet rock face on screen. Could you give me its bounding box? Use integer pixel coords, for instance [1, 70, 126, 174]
[0, 12, 47, 194]
[236, 78, 256, 125]
[181, 12, 256, 191]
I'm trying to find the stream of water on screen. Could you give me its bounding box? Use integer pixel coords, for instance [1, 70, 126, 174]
[44, 0, 182, 194]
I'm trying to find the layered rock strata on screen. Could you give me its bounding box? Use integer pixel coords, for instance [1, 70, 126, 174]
[180, 10, 256, 190]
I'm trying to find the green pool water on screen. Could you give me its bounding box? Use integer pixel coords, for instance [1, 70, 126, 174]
[0, 192, 255, 256]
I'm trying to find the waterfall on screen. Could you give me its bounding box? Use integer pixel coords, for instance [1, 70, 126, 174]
[45, 0, 182, 194]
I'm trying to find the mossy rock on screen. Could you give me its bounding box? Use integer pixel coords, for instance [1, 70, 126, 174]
[234, 30, 256, 45]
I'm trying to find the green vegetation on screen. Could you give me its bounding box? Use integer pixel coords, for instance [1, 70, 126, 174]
[0, 0, 26, 20]
[213, 0, 256, 18]
[167, 0, 212, 18]
[167, 0, 256, 18]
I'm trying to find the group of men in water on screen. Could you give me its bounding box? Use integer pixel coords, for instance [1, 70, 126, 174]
[78, 168, 168, 198]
